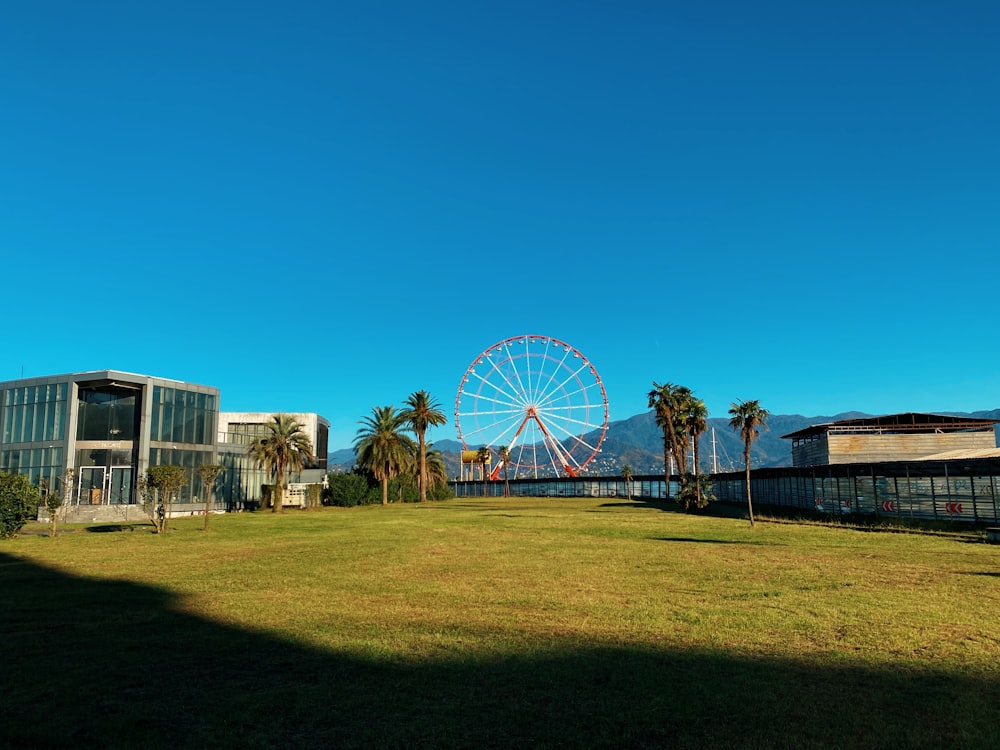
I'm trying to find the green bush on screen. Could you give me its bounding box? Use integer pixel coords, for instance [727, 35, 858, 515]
[0, 472, 41, 538]
[325, 472, 376, 507]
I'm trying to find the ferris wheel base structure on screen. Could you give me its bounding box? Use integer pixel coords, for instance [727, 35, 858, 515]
[455, 334, 609, 480]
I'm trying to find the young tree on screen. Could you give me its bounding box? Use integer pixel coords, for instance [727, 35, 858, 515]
[136, 474, 153, 528]
[42, 469, 74, 538]
[247, 414, 315, 513]
[497, 445, 511, 497]
[401, 390, 447, 504]
[678, 473, 717, 511]
[728, 399, 770, 527]
[354, 406, 415, 506]
[197, 464, 225, 530]
[147, 465, 188, 533]
[622, 464, 634, 500]
[0, 471, 41, 538]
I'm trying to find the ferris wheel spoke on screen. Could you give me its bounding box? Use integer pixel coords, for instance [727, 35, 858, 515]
[530, 338, 561, 404]
[534, 408, 603, 433]
[507, 347, 536, 406]
[532, 340, 570, 406]
[535, 413, 590, 442]
[472, 354, 534, 411]
[485, 416, 524, 452]
[536, 431, 563, 477]
[534, 361, 591, 408]
[462, 370, 529, 410]
[457, 389, 524, 413]
[528, 411, 576, 475]
[533, 412, 595, 463]
[460, 410, 523, 444]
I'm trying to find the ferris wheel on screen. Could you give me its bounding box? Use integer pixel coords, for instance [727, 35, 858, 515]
[455, 334, 609, 479]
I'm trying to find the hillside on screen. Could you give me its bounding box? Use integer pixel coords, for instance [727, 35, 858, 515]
[330, 408, 1000, 477]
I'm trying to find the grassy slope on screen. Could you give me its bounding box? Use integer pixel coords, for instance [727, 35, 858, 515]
[2, 498, 998, 749]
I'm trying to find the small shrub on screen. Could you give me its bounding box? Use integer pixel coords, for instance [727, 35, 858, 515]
[0, 472, 41, 538]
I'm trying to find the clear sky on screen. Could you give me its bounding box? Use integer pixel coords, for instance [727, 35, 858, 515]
[3, 1, 998, 451]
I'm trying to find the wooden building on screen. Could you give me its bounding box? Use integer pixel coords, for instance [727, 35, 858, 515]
[782, 412, 998, 467]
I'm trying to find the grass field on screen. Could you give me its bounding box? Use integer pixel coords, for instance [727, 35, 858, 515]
[2, 497, 999, 749]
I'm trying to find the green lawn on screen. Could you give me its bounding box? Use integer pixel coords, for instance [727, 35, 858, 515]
[2, 497, 998, 749]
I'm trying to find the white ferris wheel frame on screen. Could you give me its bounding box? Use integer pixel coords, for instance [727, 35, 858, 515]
[454, 334, 609, 479]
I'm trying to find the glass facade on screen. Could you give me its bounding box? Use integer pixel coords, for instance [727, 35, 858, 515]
[225, 422, 272, 445]
[0, 445, 65, 492]
[77, 386, 138, 441]
[150, 386, 216, 445]
[148, 446, 217, 504]
[2, 382, 67, 443]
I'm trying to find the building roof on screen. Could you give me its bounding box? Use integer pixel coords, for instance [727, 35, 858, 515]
[781, 412, 998, 441]
[912, 447, 1000, 460]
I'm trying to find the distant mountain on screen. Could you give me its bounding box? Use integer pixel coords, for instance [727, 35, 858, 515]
[329, 448, 355, 467]
[329, 409, 1000, 477]
[600, 410, 873, 472]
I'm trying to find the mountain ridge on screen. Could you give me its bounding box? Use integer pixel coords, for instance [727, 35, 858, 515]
[329, 408, 1000, 476]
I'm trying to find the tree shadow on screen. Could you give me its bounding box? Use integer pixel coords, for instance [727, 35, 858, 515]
[652, 536, 768, 546]
[83, 524, 147, 534]
[598, 499, 678, 512]
[1, 552, 997, 749]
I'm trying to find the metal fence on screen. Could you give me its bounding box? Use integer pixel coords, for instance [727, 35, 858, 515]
[450, 457, 1000, 524]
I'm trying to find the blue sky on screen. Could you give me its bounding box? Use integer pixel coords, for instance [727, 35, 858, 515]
[3, 1, 998, 451]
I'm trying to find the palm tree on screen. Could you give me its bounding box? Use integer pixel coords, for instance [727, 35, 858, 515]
[401, 390, 447, 503]
[354, 406, 416, 506]
[686, 399, 709, 507]
[622, 464, 633, 500]
[475, 446, 492, 496]
[648, 382, 693, 498]
[247, 414, 315, 513]
[497, 445, 511, 497]
[424, 447, 449, 496]
[728, 399, 770, 527]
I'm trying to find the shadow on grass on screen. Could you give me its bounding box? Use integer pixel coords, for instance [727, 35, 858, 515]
[599, 499, 679, 513]
[83, 524, 146, 534]
[1, 551, 998, 750]
[652, 536, 766, 546]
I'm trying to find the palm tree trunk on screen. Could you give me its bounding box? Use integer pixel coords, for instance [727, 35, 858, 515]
[418, 432, 427, 503]
[381, 477, 388, 506]
[662, 430, 671, 498]
[744, 445, 755, 527]
[273, 465, 284, 513]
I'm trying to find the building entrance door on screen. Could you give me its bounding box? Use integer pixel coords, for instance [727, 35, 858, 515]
[78, 467, 107, 505]
[109, 466, 133, 505]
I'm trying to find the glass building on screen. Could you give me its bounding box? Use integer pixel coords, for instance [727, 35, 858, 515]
[0, 371, 219, 508]
[0, 370, 329, 517]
